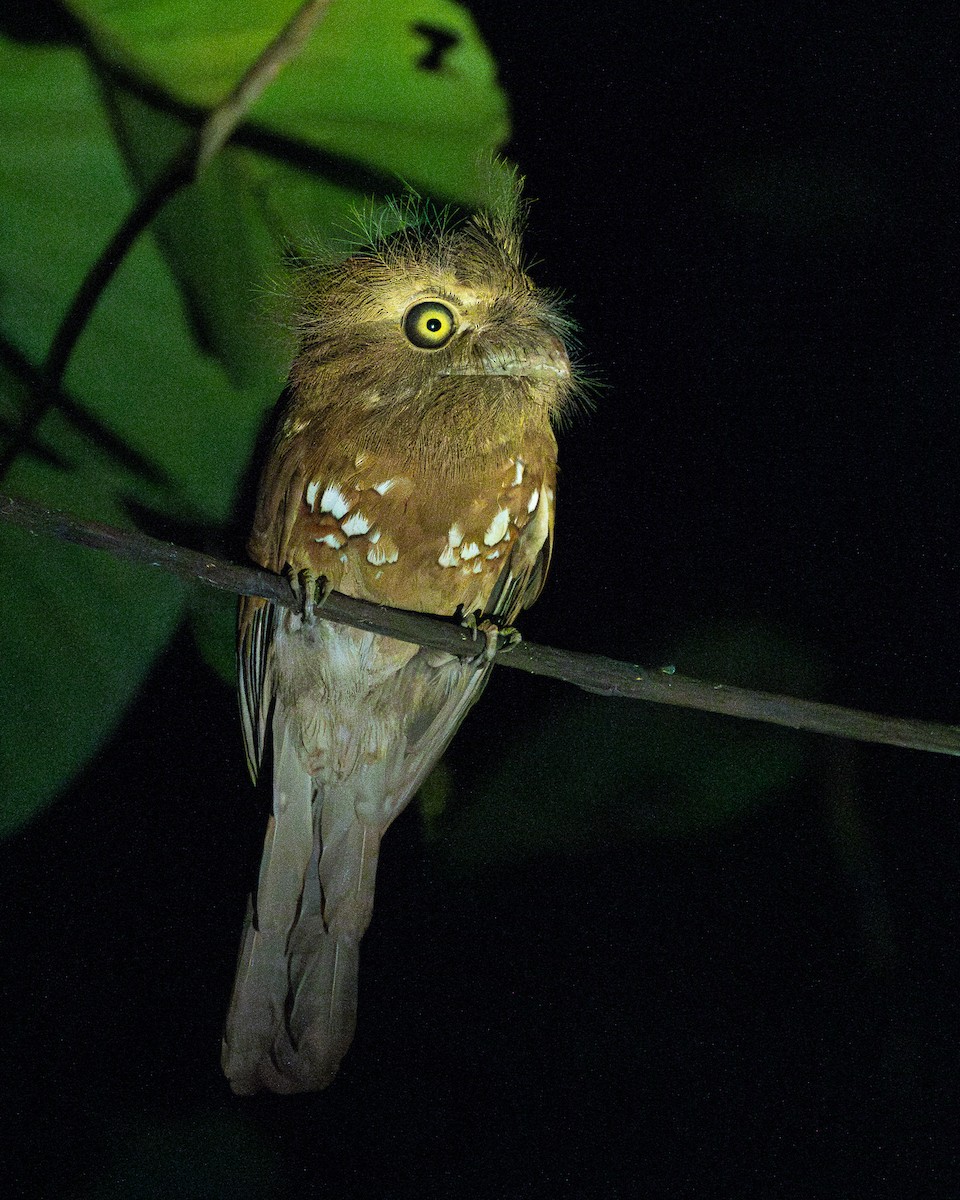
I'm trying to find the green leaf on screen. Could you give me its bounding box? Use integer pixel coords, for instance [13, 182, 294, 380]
[435, 623, 829, 873]
[0, 405, 186, 839]
[66, 0, 510, 202]
[0, 39, 190, 836]
[0, 1, 511, 834]
[101, 83, 287, 392]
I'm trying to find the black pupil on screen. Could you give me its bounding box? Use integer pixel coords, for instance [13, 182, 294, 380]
[426, 317, 442, 332]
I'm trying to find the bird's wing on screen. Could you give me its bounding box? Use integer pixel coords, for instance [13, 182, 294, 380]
[375, 465, 557, 817]
[484, 475, 555, 625]
[237, 435, 309, 782]
[237, 594, 276, 782]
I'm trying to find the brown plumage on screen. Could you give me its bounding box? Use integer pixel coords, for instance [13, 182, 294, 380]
[222, 177, 577, 1094]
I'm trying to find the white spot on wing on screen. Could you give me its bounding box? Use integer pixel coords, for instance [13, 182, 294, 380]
[367, 543, 399, 566]
[342, 511, 371, 536]
[472, 560, 483, 573]
[528, 488, 540, 513]
[373, 479, 395, 495]
[306, 481, 319, 511]
[447, 524, 464, 547]
[511, 457, 525, 487]
[486, 549, 501, 559]
[315, 532, 345, 549]
[439, 544, 459, 568]
[320, 485, 350, 519]
[460, 541, 480, 560]
[368, 529, 381, 544]
[484, 507, 510, 545]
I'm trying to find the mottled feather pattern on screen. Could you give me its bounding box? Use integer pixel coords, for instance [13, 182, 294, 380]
[223, 174, 577, 1093]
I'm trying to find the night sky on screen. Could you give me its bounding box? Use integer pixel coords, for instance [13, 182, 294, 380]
[3, 2, 958, 1197]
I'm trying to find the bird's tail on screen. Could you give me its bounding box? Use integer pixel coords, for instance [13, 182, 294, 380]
[221, 712, 380, 1094]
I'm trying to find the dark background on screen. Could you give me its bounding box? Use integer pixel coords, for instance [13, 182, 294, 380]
[2, 2, 958, 1196]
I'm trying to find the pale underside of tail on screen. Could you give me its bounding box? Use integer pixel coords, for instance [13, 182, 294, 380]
[221, 713, 372, 1094]
[223, 618, 490, 1094]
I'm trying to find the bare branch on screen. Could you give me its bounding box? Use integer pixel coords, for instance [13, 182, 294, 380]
[0, 0, 331, 482]
[3, 492, 959, 760]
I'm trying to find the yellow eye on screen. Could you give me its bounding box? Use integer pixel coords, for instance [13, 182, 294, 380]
[402, 300, 457, 349]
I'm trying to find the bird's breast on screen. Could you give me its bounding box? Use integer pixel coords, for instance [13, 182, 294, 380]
[284, 439, 556, 617]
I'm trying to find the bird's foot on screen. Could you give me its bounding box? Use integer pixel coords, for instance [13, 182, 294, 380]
[285, 567, 332, 625]
[461, 610, 522, 664]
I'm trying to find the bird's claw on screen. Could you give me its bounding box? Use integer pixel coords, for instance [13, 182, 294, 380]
[461, 611, 522, 664]
[286, 567, 332, 625]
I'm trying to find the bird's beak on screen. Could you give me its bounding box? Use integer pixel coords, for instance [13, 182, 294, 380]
[440, 334, 571, 381]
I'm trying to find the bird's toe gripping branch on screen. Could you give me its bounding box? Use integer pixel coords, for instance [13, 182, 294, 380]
[286, 567, 333, 625]
[460, 610, 522, 664]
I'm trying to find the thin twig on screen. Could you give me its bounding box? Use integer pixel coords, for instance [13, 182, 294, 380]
[195, 1, 330, 174]
[3, 492, 959, 759]
[0, 0, 331, 482]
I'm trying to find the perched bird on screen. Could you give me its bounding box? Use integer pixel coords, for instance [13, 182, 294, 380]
[222, 177, 577, 1094]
